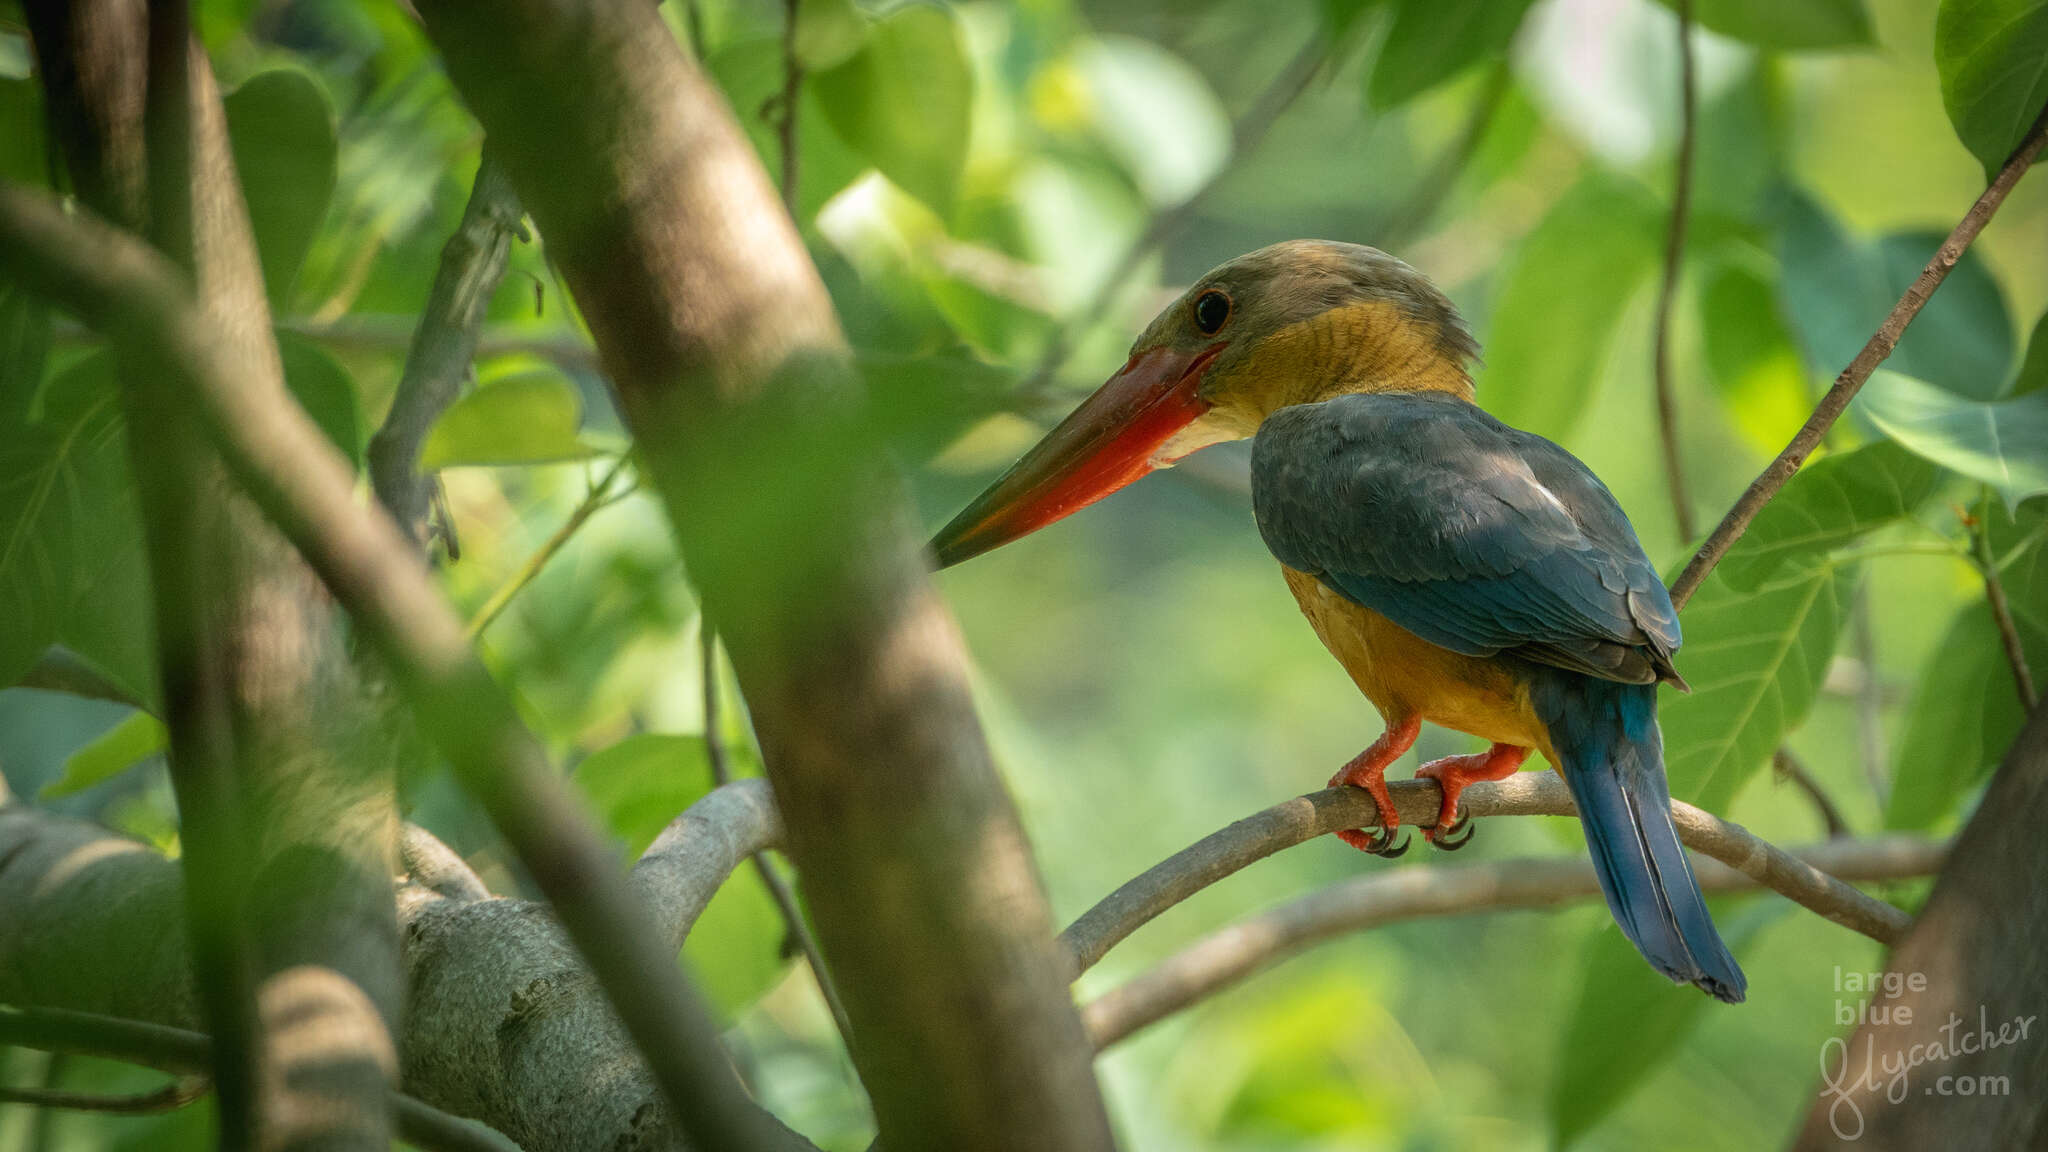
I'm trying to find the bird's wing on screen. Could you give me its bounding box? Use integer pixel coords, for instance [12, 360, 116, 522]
[1250, 391, 1682, 685]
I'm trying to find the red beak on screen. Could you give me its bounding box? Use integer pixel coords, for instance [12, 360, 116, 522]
[929, 343, 1225, 568]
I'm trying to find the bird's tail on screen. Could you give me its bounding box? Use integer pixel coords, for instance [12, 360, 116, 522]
[1541, 676, 1746, 1003]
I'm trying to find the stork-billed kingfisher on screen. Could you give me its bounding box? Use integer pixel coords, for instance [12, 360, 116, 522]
[929, 240, 1745, 1002]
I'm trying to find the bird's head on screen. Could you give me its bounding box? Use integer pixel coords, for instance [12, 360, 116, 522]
[930, 239, 1477, 566]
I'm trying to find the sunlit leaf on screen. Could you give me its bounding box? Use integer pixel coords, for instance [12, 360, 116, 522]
[1778, 193, 2014, 400]
[1479, 170, 1660, 443]
[1717, 443, 1942, 590]
[813, 3, 973, 215]
[1886, 504, 2047, 828]
[277, 330, 361, 468]
[1698, 256, 1811, 452]
[41, 711, 167, 800]
[572, 733, 789, 1019]
[1663, 562, 1852, 810]
[705, 37, 870, 223]
[0, 352, 155, 706]
[1079, 37, 1230, 207]
[1936, 0, 2048, 179]
[794, 0, 868, 70]
[1368, 0, 1537, 109]
[224, 69, 338, 310]
[1857, 370, 2048, 509]
[1549, 901, 1781, 1147]
[1649, 0, 1872, 48]
[420, 372, 604, 469]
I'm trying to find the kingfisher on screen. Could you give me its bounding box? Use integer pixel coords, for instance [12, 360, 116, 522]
[928, 240, 1745, 1001]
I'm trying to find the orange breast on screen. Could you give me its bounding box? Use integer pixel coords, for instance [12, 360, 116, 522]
[1281, 565, 1553, 757]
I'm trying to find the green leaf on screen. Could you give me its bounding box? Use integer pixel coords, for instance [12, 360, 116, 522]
[1368, 0, 1537, 109]
[420, 372, 603, 469]
[1779, 193, 2014, 400]
[1662, 563, 1852, 810]
[1857, 370, 2048, 509]
[813, 3, 973, 215]
[705, 37, 871, 223]
[572, 734, 789, 1018]
[1478, 171, 1660, 444]
[1649, 0, 1872, 49]
[277, 330, 361, 468]
[0, 75, 45, 186]
[1698, 256, 1812, 453]
[794, 0, 868, 70]
[223, 69, 338, 310]
[2015, 309, 2048, 395]
[1549, 901, 1781, 1147]
[0, 285, 52, 404]
[1886, 505, 2047, 828]
[1717, 443, 1942, 590]
[41, 711, 167, 800]
[0, 351, 155, 706]
[1936, 0, 2048, 178]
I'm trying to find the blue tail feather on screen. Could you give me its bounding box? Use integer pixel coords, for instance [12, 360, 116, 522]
[1535, 672, 1746, 1003]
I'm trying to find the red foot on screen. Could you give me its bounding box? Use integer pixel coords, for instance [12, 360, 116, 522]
[1328, 716, 1420, 853]
[1416, 744, 1530, 843]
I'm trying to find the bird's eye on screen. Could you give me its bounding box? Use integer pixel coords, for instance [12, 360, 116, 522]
[1193, 289, 1232, 335]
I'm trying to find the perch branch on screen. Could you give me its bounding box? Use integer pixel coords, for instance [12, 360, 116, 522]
[1059, 773, 1917, 980]
[1652, 0, 1698, 542]
[1083, 833, 1946, 1047]
[0, 1076, 209, 1115]
[0, 183, 788, 1152]
[1668, 101, 2048, 609]
[399, 823, 490, 903]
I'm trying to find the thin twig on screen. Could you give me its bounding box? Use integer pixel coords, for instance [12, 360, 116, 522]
[1849, 586, 1892, 807]
[700, 623, 857, 1050]
[0, 1077, 209, 1114]
[1974, 490, 2039, 709]
[0, 183, 790, 1152]
[1082, 833, 1945, 1048]
[1058, 773, 1916, 980]
[1773, 747, 1850, 839]
[1652, 0, 1698, 542]
[466, 457, 633, 639]
[399, 823, 491, 902]
[0, 1009, 522, 1152]
[1015, 34, 1325, 400]
[1668, 101, 2048, 609]
[775, 0, 801, 216]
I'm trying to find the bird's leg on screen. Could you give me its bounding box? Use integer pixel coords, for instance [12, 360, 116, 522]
[1416, 744, 1530, 849]
[1328, 715, 1421, 857]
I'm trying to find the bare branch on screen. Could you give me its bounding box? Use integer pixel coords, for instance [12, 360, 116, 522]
[1668, 101, 2048, 609]
[466, 457, 632, 639]
[1973, 492, 2039, 709]
[400, 824, 490, 903]
[0, 1008, 522, 1152]
[0, 1076, 208, 1115]
[632, 777, 785, 951]
[365, 153, 524, 550]
[0, 184, 787, 1151]
[1084, 834, 1946, 1048]
[1652, 0, 1698, 542]
[774, 0, 801, 215]
[1773, 747, 1851, 839]
[1060, 773, 1917, 980]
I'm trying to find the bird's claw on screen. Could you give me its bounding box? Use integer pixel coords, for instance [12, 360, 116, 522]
[1429, 809, 1475, 851]
[1338, 825, 1410, 857]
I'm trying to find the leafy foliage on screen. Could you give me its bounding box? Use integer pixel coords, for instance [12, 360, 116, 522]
[41, 711, 167, 800]
[1857, 370, 2048, 507]
[1936, 0, 2048, 177]
[421, 369, 607, 469]
[813, 4, 973, 215]
[1651, 0, 1873, 48]
[223, 69, 339, 310]
[1367, 0, 1536, 109]
[1717, 442, 1942, 590]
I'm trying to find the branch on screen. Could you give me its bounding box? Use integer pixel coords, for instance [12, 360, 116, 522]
[0, 1076, 208, 1115]
[466, 457, 632, 639]
[0, 1008, 521, 1152]
[365, 152, 524, 550]
[1668, 101, 2048, 609]
[631, 777, 785, 952]
[1973, 492, 2039, 709]
[1652, 0, 1698, 542]
[1083, 833, 1945, 1048]
[0, 185, 787, 1151]
[399, 823, 490, 903]
[1059, 773, 1917, 980]
[1773, 747, 1851, 839]
[774, 0, 800, 215]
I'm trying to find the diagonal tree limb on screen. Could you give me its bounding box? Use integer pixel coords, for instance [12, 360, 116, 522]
[1668, 101, 2048, 610]
[1082, 833, 1946, 1048]
[0, 183, 792, 1152]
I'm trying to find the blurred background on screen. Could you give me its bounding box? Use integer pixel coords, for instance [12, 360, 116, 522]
[2, 0, 2044, 1147]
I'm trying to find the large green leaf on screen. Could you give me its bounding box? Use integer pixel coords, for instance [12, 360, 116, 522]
[1886, 504, 2047, 828]
[1778, 193, 2014, 400]
[1663, 563, 1852, 810]
[0, 352, 155, 706]
[1698, 256, 1814, 453]
[1367, 0, 1537, 109]
[1549, 901, 1781, 1147]
[1936, 0, 2048, 178]
[1857, 370, 2048, 509]
[813, 3, 973, 215]
[41, 711, 168, 800]
[420, 371, 605, 469]
[572, 734, 790, 1019]
[1478, 171, 1660, 443]
[223, 69, 338, 310]
[1717, 443, 1942, 590]
[1649, 0, 1872, 49]
[2015, 309, 2048, 395]
[277, 330, 362, 468]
